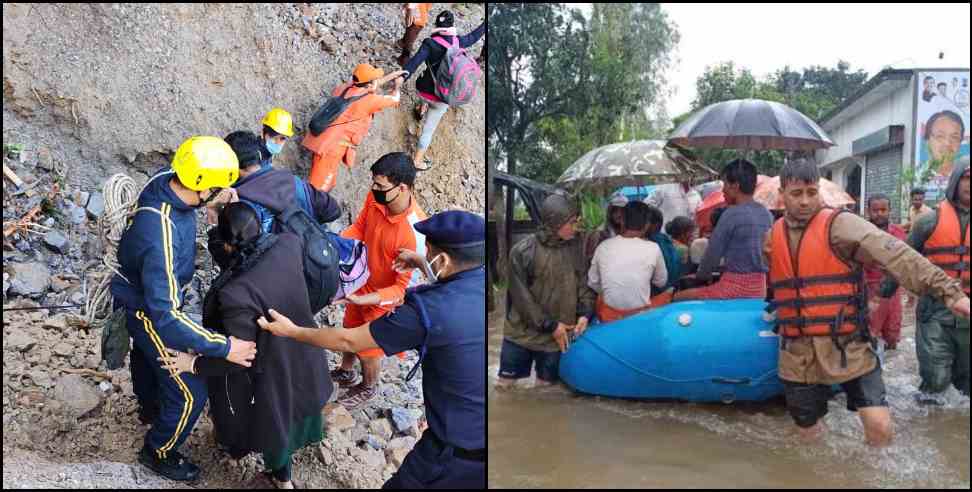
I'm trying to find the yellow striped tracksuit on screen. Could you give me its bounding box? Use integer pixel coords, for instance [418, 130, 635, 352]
[110, 169, 229, 459]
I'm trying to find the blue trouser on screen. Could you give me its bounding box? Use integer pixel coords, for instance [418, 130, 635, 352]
[382, 431, 484, 489]
[127, 309, 208, 460]
[130, 338, 159, 414]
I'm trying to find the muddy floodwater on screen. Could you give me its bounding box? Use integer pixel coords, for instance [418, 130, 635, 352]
[488, 290, 970, 489]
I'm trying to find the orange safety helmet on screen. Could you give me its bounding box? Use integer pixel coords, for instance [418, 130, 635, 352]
[353, 63, 384, 84]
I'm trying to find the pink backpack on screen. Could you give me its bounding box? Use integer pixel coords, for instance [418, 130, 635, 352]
[432, 36, 481, 106]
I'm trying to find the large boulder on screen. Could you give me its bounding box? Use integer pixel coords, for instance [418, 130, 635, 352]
[6, 262, 51, 297]
[324, 403, 356, 433]
[43, 230, 70, 254]
[389, 407, 416, 434]
[6, 332, 37, 353]
[368, 418, 394, 441]
[53, 374, 103, 418]
[85, 192, 105, 219]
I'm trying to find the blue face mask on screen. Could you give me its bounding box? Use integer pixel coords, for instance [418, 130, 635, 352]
[266, 140, 283, 155]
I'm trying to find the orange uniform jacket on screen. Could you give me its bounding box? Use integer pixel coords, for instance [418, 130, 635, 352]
[407, 3, 433, 27]
[340, 192, 428, 357]
[301, 82, 400, 167]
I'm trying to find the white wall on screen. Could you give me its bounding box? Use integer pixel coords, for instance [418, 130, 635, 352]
[817, 79, 915, 168]
[830, 164, 847, 189]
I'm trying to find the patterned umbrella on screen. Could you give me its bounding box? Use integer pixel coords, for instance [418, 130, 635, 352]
[668, 99, 835, 151]
[556, 140, 718, 192]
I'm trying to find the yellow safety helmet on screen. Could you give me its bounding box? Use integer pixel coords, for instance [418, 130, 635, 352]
[261, 108, 294, 137]
[171, 136, 239, 191]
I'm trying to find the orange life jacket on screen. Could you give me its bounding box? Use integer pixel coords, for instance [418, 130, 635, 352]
[768, 208, 868, 365]
[923, 200, 971, 296]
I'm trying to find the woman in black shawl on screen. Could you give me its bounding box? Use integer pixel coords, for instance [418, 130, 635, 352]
[158, 202, 333, 488]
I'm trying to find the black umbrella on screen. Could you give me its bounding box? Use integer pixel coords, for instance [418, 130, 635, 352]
[668, 99, 835, 151]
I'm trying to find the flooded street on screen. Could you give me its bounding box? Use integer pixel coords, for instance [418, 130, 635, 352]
[488, 290, 970, 489]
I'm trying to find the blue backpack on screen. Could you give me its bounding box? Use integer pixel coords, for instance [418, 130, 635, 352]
[240, 177, 369, 311]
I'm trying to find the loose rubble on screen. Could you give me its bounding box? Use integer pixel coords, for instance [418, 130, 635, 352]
[4, 3, 483, 488]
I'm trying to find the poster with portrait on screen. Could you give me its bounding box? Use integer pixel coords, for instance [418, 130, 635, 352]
[914, 70, 970, 203]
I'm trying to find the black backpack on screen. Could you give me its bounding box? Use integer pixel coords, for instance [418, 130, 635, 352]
[308, 86, 369, 136]
[275, 204, 340, 314]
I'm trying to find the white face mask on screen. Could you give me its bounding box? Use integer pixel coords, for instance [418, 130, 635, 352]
[424, 253, 446, 282]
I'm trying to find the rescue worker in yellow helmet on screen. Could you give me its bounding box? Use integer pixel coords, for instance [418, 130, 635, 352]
[110, 136, 258, 481]
[260, 108, 295, 169]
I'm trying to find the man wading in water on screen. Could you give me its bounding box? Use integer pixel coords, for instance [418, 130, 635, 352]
[763, 157, 970, 447]
[883, 156, 972, 404]
[497, 194, 595, 387]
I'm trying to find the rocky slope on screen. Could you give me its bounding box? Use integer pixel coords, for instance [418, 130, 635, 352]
[3, 2, 485, 488]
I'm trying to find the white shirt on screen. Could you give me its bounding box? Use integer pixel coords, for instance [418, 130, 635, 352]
[645, 184, 701, 229]
[689, 238, 709, 266]
[588, 236, 668, 310]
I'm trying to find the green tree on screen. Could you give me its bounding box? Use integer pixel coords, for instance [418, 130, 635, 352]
[531, 4, 678, 183]
[771, 60, 868, 121]
[488, 3, 591, 279]
[488, 3, 590, 183]
[489, 3, 679, 184]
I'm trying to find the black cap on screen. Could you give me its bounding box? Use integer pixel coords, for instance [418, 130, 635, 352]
[435, 10, 454, 28]
[414, 211, 485, 248]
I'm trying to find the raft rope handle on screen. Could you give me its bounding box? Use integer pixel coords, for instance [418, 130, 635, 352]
[578, 335, 779, 385]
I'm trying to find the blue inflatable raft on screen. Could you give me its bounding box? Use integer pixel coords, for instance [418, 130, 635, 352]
[559, 299, 784, 403]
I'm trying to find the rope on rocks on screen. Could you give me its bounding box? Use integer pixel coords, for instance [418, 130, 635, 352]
[83, 173, 139, 326]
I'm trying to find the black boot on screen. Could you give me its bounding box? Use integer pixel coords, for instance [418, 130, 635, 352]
[137, 404, 160, 425]
[138, 445, 201, 482]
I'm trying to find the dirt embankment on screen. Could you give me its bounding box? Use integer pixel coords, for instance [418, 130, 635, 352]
[3, 2, 485, 488]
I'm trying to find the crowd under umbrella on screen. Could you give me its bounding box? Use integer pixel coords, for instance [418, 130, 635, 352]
[556, 140, 719, 194]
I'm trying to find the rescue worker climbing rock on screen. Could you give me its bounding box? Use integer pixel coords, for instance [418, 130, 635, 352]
[764, 157, 970, 448]
[257, 210, 486, 488]
[883, 155, 972, 404]
[301, 64, 407, 192]
[110, 136, 258, 481]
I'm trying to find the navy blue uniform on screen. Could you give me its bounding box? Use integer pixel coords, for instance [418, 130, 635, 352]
[370, 267, 486, 489]
[110, 169, 230, 460]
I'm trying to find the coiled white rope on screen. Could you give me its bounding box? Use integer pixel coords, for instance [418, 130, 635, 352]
[83, 173, 139, 325]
